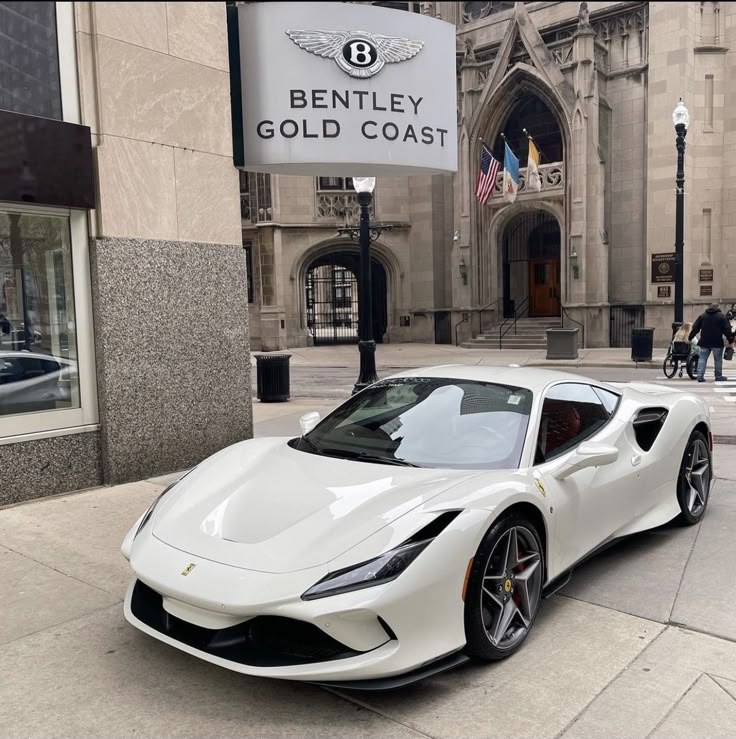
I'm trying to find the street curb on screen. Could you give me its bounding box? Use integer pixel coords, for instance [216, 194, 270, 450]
[525, 361, 660, 369]
[714, 436, 736, 446]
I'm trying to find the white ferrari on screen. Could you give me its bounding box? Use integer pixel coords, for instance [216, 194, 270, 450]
[122, 367, 713, 688]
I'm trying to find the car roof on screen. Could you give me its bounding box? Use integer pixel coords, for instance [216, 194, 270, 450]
[383, 364, 613, 393]
[0, 350, 70, 363]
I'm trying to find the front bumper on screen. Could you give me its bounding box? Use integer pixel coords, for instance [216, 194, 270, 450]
[123, 515, 484, 683]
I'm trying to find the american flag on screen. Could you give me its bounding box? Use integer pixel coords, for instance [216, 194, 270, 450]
[475, 144, 500, 205]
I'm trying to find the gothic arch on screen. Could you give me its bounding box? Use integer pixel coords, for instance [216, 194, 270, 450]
[473, 66, 572, 166]
[469, 68, 570, 305]
[290, 238, 402, 335]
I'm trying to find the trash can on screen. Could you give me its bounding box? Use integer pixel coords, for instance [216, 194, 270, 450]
[631, 327, 655, 362]
[546, 328, 579, 360]
[255, 354, 291, 402]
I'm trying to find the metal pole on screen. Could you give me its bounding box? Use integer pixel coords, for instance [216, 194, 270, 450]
[353, 190, 378, 394]
[673, 122, 687, 333]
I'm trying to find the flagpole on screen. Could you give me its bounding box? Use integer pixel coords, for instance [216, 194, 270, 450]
[499, 132, 519, 158]
[522, 128, 550, 164]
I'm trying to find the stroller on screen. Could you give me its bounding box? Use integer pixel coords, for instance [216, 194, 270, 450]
[663, 323, 699, 379]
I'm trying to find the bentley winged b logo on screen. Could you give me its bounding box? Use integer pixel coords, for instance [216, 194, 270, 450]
[285, 29, 424, 78]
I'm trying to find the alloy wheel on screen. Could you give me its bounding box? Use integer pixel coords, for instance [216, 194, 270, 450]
[684, 438, 710, 517]
[480, 525, 542, 650]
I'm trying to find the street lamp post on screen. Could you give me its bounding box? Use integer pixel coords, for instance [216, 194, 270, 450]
[336, 177, 392, 394]
[672, 98, 690, 334]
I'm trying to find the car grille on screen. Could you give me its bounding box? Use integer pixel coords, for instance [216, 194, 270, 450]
[130, 579, 361, 666]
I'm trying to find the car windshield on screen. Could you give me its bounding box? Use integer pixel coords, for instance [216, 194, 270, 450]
[299, 377, 533, 470]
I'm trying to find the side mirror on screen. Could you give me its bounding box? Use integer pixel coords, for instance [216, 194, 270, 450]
[300, 411, 321, 434]
[552, 443, 619, 481]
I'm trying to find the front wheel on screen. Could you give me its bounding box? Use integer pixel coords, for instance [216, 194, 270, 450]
[676, 431, 712, 525]
[464, 515, 544, 661]
[686, 353, 699, 380]
[663, 353, 678, 379]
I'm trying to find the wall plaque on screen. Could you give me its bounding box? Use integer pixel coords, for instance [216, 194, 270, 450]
[699, 268, 713, 282]
[658, 286, 671, 298]
[651, 253, 675, 283]
[700, 284, 713, 297]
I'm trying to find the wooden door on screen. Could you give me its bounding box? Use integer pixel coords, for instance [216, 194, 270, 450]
[529, 259, 560, 317]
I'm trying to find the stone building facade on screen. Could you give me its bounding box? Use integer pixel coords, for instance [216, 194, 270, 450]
[246, 1, 736, 350]
[0, 2, 250, 503]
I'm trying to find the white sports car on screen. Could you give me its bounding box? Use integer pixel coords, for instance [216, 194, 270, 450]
[122, 367, 713, 688]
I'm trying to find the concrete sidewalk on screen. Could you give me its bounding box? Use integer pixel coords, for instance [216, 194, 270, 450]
[1, 438, 735, 737]
[253, 343, 663, 370]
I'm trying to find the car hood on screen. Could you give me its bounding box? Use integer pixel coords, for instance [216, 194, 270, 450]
[152, 438, 481, 574]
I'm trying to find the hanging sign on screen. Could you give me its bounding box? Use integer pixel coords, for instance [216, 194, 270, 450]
[231, 2, 457, 175]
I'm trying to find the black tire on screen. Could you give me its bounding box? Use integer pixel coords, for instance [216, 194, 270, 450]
[676, 430, 712, 525]
[464, 514, 544, 662]
[663, 354, 678, 379]
[686, 354, 699, 380]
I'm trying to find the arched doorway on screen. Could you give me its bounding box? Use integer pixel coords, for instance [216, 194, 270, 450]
[501, 210, 561, 318]
[305, 251, 387, 345]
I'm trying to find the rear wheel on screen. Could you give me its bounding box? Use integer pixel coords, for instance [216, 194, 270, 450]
[663, 353, 678, 379]
[464, 515, 544, 661]
[686, 353, 699, 380]
[676, 431, 712, 525]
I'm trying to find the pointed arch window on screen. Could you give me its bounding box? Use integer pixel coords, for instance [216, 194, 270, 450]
[462, 2, 515, 24]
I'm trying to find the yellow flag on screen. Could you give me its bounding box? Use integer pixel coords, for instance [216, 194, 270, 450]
[527, 138, 542, 192]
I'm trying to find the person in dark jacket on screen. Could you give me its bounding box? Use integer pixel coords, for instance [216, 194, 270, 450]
[688, 303, 735, 382]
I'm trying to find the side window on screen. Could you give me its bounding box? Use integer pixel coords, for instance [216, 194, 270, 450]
[42, 359, 61, 374]
[593, 387, 620, 415]
[0, 357, 22, 385]
[536, 383, 611, 462]
[17, 358, 46, 379]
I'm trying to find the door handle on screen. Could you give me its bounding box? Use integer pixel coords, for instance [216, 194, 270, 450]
[631, 454, 641, 467]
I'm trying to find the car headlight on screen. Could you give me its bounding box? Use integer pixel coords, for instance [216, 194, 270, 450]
[301, 511, 461, 601]
[134, 468, 196, 538]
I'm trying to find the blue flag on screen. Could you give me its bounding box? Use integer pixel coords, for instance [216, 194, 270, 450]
[503, 141, 519, 203]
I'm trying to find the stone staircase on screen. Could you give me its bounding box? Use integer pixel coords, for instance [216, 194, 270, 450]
[462, 317, 562, 350]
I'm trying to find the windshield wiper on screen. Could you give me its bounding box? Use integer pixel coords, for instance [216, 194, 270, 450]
[300, 435, 322, 455]
[319, 447, 421, 467]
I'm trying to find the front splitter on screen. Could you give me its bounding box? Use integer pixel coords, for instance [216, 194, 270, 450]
[309, 649, 470, 691]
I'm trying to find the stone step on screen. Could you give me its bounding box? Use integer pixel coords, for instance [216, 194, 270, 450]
[477, 330, 550, 337]
[463, 339, 547, 349]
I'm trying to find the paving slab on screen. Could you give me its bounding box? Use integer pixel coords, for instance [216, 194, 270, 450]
[0, 544, 117, 646]
[650, 673, 736, 739]
[337, 597, 661, 739]
[560, 521, 698, 623]
[714, 675, 736, 701]
[562, 626, 736, 738]
[254, 403, 337, 438]
[670, 479, 736, 641]
[0, 481, 163, 599]
[715, 444, 736, 481]
[0, 605, 424, 739]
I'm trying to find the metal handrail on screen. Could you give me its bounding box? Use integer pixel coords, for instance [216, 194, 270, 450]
[454, 297, 503, 346]
[561, 305, 585, 348]
[499, 297, 529, 349]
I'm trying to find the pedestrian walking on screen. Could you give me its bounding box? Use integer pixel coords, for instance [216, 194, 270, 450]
[688, 303, 735, 382]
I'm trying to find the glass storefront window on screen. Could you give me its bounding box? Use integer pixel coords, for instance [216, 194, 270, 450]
[0, 209, 79, 418]
[0, 1, 62, 120]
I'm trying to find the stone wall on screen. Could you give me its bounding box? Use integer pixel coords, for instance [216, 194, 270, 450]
[75, 1, 251, 484]
[90, 238, 251, 484]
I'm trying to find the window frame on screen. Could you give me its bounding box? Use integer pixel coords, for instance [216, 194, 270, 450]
[243, 242, 254, 304]
[526, 381, 621, 466]
[0, 3, 98, 444]
[0, 203, 98, 443]
[316, 177, 354, 192]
